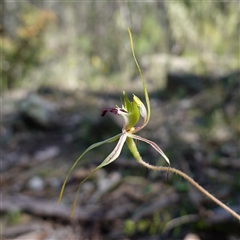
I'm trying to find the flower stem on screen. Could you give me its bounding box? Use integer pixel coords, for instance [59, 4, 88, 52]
[137, 159, 240, 221]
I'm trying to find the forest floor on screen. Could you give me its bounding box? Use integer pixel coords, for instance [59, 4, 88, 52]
[1, 71, 240, 240]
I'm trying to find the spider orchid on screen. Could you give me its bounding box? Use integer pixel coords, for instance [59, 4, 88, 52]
[58, 28, 170, 217]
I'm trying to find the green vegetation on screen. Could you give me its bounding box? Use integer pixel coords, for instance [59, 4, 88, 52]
[2, 1, 238, 91]
[1, 5, 56, 90]
[2, 2, 240, 239]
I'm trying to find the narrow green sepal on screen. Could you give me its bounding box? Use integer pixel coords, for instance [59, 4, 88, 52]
[127, 28, 151, 128]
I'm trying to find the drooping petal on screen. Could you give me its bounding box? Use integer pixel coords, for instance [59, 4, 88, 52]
[127, 133, 170, 165]
[69, 133, 127, 217]
[96, 132, 127, 167]
[58, 133, 122, 205]
[126, 137, 169, 181]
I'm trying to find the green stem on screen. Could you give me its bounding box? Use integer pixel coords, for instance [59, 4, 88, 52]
[138, 159, 240, 221]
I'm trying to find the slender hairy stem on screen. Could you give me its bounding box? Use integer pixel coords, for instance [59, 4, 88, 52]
[138, 159, 240, 221]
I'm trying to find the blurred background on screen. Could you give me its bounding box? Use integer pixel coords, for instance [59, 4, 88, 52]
[1, 1, 240, 240]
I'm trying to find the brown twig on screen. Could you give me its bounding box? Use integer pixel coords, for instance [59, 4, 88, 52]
[137, 159, 240, 221]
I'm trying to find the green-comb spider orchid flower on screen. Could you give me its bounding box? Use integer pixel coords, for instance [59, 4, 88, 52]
[58, 28, 170, 217]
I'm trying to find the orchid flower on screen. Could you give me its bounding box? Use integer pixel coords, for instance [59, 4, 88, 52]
[58, 28, 170, 217]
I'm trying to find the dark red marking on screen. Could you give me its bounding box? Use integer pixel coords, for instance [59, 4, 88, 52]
[101, 108, 127, 117]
